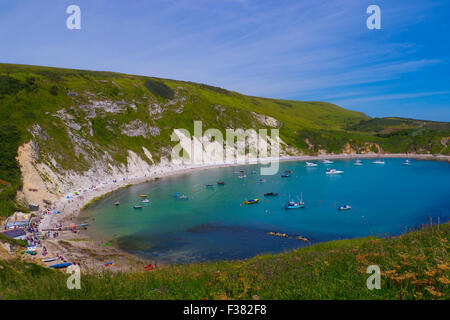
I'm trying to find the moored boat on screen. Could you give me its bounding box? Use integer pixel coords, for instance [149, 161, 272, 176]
[133, 205, 143, 209]
[264, 192, 278, 196]
[114, 200, 120, 206]
[141, 199, 150, 203]
[243, 198, 259, 205]
[326, 168, 344, 174]
[305, 162, 318, 167]
[338, 205, 351, 210]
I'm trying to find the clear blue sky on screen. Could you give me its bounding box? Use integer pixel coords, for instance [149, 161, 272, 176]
[0, 0, 449, 121]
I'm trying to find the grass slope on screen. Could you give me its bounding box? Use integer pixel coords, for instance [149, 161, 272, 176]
[0, 223, 448, 300]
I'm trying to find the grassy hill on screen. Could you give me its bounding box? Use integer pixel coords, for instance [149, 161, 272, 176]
[0, 223, 448, 299]
[0, 63, 449, 217]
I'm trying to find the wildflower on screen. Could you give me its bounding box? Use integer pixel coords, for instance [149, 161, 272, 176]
[437, 263, 449, 271]
[425, 286, 444, 298]
[424, 268, 438, 277]
[437, 276, 450, 285]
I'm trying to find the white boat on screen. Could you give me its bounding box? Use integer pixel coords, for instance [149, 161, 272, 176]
[372, 160, 385, 164]
[322, 160, 333, 164]
[326, 168, 344, 175]
[338, 205, 351, 210]
[141, 199, 150, 203]
[305, 162, 318, 167]
[353, 160, 363, 166]
[403, 159, 411, 165]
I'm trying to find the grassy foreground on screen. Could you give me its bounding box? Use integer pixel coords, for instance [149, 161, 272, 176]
[0, 223, 448, 300]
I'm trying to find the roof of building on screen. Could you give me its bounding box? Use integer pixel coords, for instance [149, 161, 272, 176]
[1, 228, 26, 239]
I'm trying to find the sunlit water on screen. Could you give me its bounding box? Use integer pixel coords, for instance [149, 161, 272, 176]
[79, 159, 450, 264]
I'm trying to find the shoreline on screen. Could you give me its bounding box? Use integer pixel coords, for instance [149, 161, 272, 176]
[35, 153, 449, 271]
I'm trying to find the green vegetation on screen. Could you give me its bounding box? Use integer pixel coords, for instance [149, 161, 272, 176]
[0, 63, 448, 218]
[0, 223, 448, 299]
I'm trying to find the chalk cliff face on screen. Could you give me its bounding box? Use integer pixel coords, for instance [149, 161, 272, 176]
[0, 64, 448, 211]
[17, 124, 288, 207]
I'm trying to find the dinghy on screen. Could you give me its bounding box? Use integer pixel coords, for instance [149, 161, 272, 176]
[243, 198, 259, 204]
[50, 262, 72, 269]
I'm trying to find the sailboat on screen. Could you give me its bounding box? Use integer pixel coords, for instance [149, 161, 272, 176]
[285, 193, 305, 209]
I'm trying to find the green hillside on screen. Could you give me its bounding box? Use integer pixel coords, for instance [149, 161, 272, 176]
[1, 223, 448, 299]
[0, 63, 449, 217]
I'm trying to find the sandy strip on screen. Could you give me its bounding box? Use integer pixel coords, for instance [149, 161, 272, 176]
[35, 153, 449, 272]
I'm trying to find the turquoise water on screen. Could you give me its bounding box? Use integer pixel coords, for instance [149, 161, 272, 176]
[80, 159, 450, 264]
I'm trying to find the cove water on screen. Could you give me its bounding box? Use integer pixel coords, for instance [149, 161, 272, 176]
[79, 159, 450, 264]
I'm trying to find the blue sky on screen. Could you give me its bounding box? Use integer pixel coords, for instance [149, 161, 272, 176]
[0, 0, 449, 121]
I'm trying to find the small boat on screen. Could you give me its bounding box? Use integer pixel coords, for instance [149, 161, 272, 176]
[139, 194, 148, 197]
[305, 162, 318, 167]
[104, 262, 116, 267]
[353, 160, 363, 166]
[372, 160, 385, 164]
[50, 262, 72, 269]
[285, 193, 305, 209]
[403, 159, 411, 165]
[217, 181, 225, 185]
[238, 174, 247, 179]
[80, 223, 89, 227]
[326, 168, 344, 174]
[338, 205, 352, 210]
[114, 201, 120, 206]
[264, 192, 278, 196]
[243, 198, 259, 205]
[141, 199, 150, 203]
[26, 250, 37, 256]
[281, 174, 291, 178]
[206, 184, 214, 188]
[178, 195, 188, 199]
[133, 205, 143, 209]
[322, 160, 333, 164]
[285, 201, 304, 209]
[42, 257, 57, 263]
